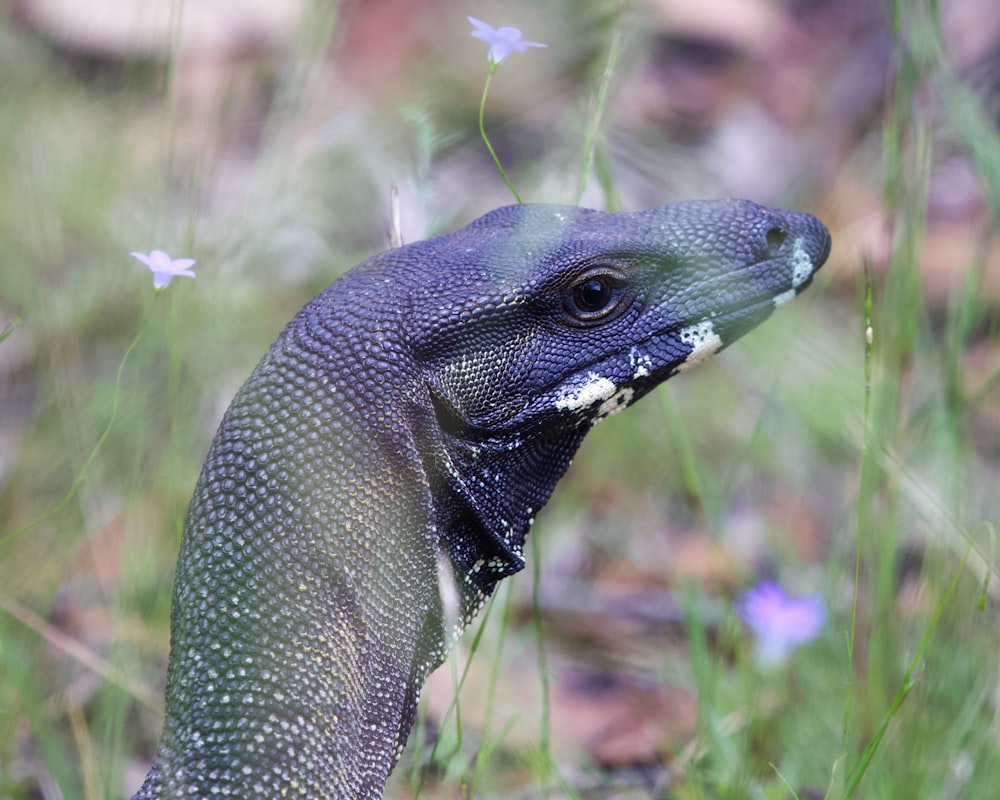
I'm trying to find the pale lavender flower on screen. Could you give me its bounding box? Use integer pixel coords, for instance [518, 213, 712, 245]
[130, 249, 197, 290]
[468, 17, 546, 66]
[737, 580, 825, 666]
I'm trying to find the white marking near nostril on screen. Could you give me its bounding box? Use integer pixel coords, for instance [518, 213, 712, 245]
[771, 237, 815, 309]
[790, 237, 814, 289]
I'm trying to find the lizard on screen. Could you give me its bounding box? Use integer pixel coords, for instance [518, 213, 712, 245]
[131, 199, 830, 799]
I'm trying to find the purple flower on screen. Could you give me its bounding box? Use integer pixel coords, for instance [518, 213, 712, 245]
[468, 16, 546, 66]
[130, 249, 197, 290]
[736, 581, 825, 666]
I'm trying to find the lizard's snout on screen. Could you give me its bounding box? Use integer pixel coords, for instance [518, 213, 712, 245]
[766, 208, 831, 276]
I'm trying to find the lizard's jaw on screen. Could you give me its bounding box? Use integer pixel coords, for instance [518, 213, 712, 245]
[526, 222, 831, 430]
[425, 203, 831, 442]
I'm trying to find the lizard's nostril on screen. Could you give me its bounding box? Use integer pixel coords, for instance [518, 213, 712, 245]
[765, 227, 788, 253]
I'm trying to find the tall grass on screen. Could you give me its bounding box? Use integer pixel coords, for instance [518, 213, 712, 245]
[1, 1, 998, 799]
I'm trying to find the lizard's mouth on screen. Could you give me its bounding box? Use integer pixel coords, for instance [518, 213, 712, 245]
[569, 263, 817, 379]
[510, 255, 825, 435]
[646, 271, 820, 377]
[622, 229, 827, 384]
[441, 268, 824, 446]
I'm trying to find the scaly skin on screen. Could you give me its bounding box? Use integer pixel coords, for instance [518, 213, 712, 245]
[134, 200, 831, 799]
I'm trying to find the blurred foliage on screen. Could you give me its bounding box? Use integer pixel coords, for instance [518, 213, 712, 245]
[1, 0, 999, 798]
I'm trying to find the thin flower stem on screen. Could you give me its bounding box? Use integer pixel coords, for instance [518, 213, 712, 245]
[771, 762, 802, 800]
[470, 581, 515, 795]
[0, 317, 20, 344]
[531, 524, 552, 784]
[575, 25, 621, 205]
[0, 301, 156, 547]
[412, 587, 502, 798]
[844, 259, 874, 726]
[835, 258, 875, 800]
[479, 64, 523, 204]
[844, 545, 971, 797]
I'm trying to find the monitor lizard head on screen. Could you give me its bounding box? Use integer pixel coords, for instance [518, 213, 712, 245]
[399, 200, 830, 616]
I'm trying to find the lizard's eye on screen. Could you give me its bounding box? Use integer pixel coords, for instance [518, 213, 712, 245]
[574, 278, 612, 312]
[566, 272, 624, 323]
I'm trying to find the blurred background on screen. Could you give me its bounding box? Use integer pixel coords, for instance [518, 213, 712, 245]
[1, 0, 998, 797]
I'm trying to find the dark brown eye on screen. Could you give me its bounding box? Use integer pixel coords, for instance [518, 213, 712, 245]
[564, 269, 629, 325]
[573, 277, 613, 314]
